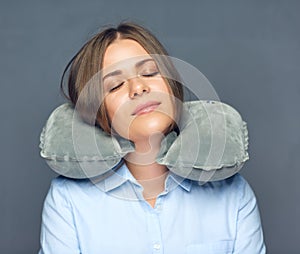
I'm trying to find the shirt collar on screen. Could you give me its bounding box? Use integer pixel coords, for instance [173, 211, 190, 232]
[167, 171, 192, 192]
[99, 161, 192, 193]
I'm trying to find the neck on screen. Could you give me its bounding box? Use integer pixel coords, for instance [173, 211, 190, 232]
[125, 160, 168, 180]
[125, 132, 165, 169]
[124, 132, 169, 202]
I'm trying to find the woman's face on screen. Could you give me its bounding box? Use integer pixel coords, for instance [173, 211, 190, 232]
[102, 39, 175, 142]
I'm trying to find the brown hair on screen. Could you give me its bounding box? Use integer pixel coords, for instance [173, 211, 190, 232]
[60, 21, 183, 134]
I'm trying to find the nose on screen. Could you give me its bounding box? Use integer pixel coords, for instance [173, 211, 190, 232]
[128, 77, 150, 98]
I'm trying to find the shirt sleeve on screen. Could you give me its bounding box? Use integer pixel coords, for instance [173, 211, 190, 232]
[233, 176, 266, 254]
[38, 177, 81, 254]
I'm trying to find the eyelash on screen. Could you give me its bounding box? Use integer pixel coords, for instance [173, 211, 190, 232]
[109, 71, 159, 92]
[109, 82, 125, 92]
[141, 71, 159, 77]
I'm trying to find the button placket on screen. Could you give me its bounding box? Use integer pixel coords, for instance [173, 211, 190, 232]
[146, 201, 164, 253]
[153, 243, 161, 250]
[155, 204, 162, 211]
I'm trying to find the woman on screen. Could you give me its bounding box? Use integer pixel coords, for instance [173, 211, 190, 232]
[39, 22, 266, 253]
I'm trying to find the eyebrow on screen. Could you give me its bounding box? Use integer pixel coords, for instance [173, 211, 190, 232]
[102, 58, 155, 81]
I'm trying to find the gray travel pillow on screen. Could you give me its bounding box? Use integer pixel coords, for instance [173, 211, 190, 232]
[39, 100, 249, 182]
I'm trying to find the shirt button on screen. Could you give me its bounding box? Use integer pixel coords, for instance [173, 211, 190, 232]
[156, 204, 162, 211]
[153, 243, 161, 250]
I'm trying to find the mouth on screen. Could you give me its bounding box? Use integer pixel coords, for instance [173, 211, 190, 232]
[132, 101, 161, 116]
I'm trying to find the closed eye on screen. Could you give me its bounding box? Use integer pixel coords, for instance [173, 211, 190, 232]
[141, 71, 159, 77]
[109, 82, 124, 92]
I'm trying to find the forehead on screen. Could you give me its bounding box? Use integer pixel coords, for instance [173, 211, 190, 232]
[102, 39, 150, 70]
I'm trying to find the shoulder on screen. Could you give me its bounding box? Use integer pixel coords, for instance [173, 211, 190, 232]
[190, 173, 255, 201]
[50, 175, 91, 190]
[48, 176, 98, 201]
[193, 173, 248, 189]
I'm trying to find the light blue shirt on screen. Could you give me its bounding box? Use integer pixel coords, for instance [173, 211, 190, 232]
[39, 163, 266, 254]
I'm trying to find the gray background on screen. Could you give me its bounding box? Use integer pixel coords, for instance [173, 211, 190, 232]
[1, 0, 299, 253]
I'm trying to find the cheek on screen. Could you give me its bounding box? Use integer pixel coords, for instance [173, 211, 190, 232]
[152, 79, 170, 93]
[104, 94, 132, 137]
[154, 81, 176, 116]
[104, 98, 115, 122]
[104, 93, 125, 121]
[152, 80, 175, 107]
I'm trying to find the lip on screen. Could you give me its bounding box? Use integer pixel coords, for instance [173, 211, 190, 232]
[132, 101, 161, 116]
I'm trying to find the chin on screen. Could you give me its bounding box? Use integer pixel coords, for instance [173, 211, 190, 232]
[129, 112, 174, 139]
